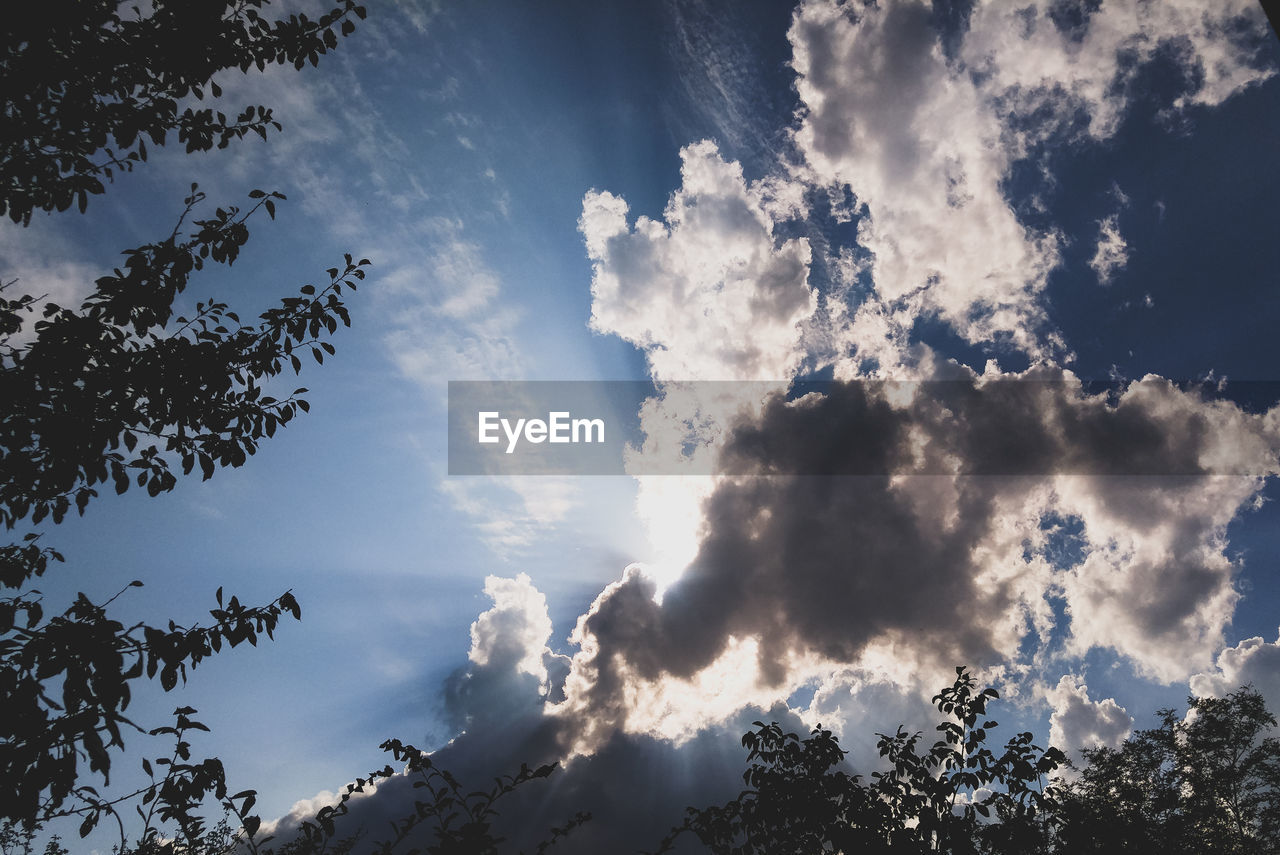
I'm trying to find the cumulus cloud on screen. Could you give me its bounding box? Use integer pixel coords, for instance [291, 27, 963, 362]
[1046, 675, 1133, 760]
[960, 0, 1273, 143]
[787, 0, 1271, 360]
[1190, 631, 1280, 715]
[265, 574, 773, 854]
[542, 1, 1280, 774]
[467, 574, 556, 682]
[580, 140, 814, 383]
[580, 141, 816, 595]
[789, 0, 1062, 356]
[552, 371, 1280, 748]
[444, 573, 572, 736]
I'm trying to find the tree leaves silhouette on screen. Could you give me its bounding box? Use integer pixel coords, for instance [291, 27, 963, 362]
[1, 0, 369, 835]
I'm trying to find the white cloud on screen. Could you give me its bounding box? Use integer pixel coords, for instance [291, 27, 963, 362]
[580, 142, 816, 597]
[788, 0, 1272, 360]
[1090, 214, 1128, 285]
[581, 140, 814, 383]
[0, 221, 99, 327]
[961, 0, 1273, 144]
[1190, 631, 1280, 715]
[789, 0, 1062, 357]
[439, 477, 579, 556]
[258, 779, 380, 842]
[468, 573, 555, 686]
[1046, 674, 1133, 759]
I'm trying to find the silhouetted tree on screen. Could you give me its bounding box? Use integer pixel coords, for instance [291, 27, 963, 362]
[266, 739, 589, 855]
[654, 668, 1065, 854]
[1, 0, 369, 839]
[2, 0, 368, 224]
[1055, 685, 1280, 855]
[659, 672, 1280, 854]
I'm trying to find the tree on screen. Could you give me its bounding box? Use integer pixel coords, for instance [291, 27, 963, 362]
[2, 723, 592, 855]
[658, 672, 1280, 854]
[267, 740, 590, 855]
[1055, 686, 1280, 855]
[655, 668, 1065, 855]
[2, 0, 368, 224]
[1, 0, 369, 838]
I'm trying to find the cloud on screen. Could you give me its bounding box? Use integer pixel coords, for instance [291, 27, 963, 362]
[664, 0, 796, 169]
[467, 573, 556, 685]
[580, 141, 819, 598]
[580, 140, 815, 382]
[263, 575, 778, 854]
[552, 371, 1280, 747]
[960, 0, 1273, 143]
[1046, 675, 1133, 760]
[438, 476, 581, 556]
[383, 218, 525, 389]
[1089, 214, 1128, 285]
[442, 573, 572, 740]
[257, 782, 380, 843]
[787, 0, 1272, 360]
[1190, 631, 1280, 716]
[800, 662, 955, 769]
[267, 3, 1280, 849]
[0, 221, 102, 340]
[789, 0, 1063, 356]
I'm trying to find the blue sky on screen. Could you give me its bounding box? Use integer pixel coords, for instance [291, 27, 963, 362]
[7, 0, 1280, 850]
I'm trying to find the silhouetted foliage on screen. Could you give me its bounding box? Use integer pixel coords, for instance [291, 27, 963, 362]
[0, 0, 368, 837]
[0, 727, 587, 855]
[654, 668, 1065, 855]
[262, 739, 590, 855]
[1, 0, 368, 224]
[1055, 685, 1280, 855]
[0, 819, 68, 855]
[656, 671, 1280, 854]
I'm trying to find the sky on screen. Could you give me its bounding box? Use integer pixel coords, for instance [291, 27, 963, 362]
[6, 0, 1280, 851]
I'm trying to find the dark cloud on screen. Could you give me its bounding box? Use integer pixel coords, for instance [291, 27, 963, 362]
[718, 375, 1233, 476]
[565, 370, 1277, 730]
[267, 629, 797, 854]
